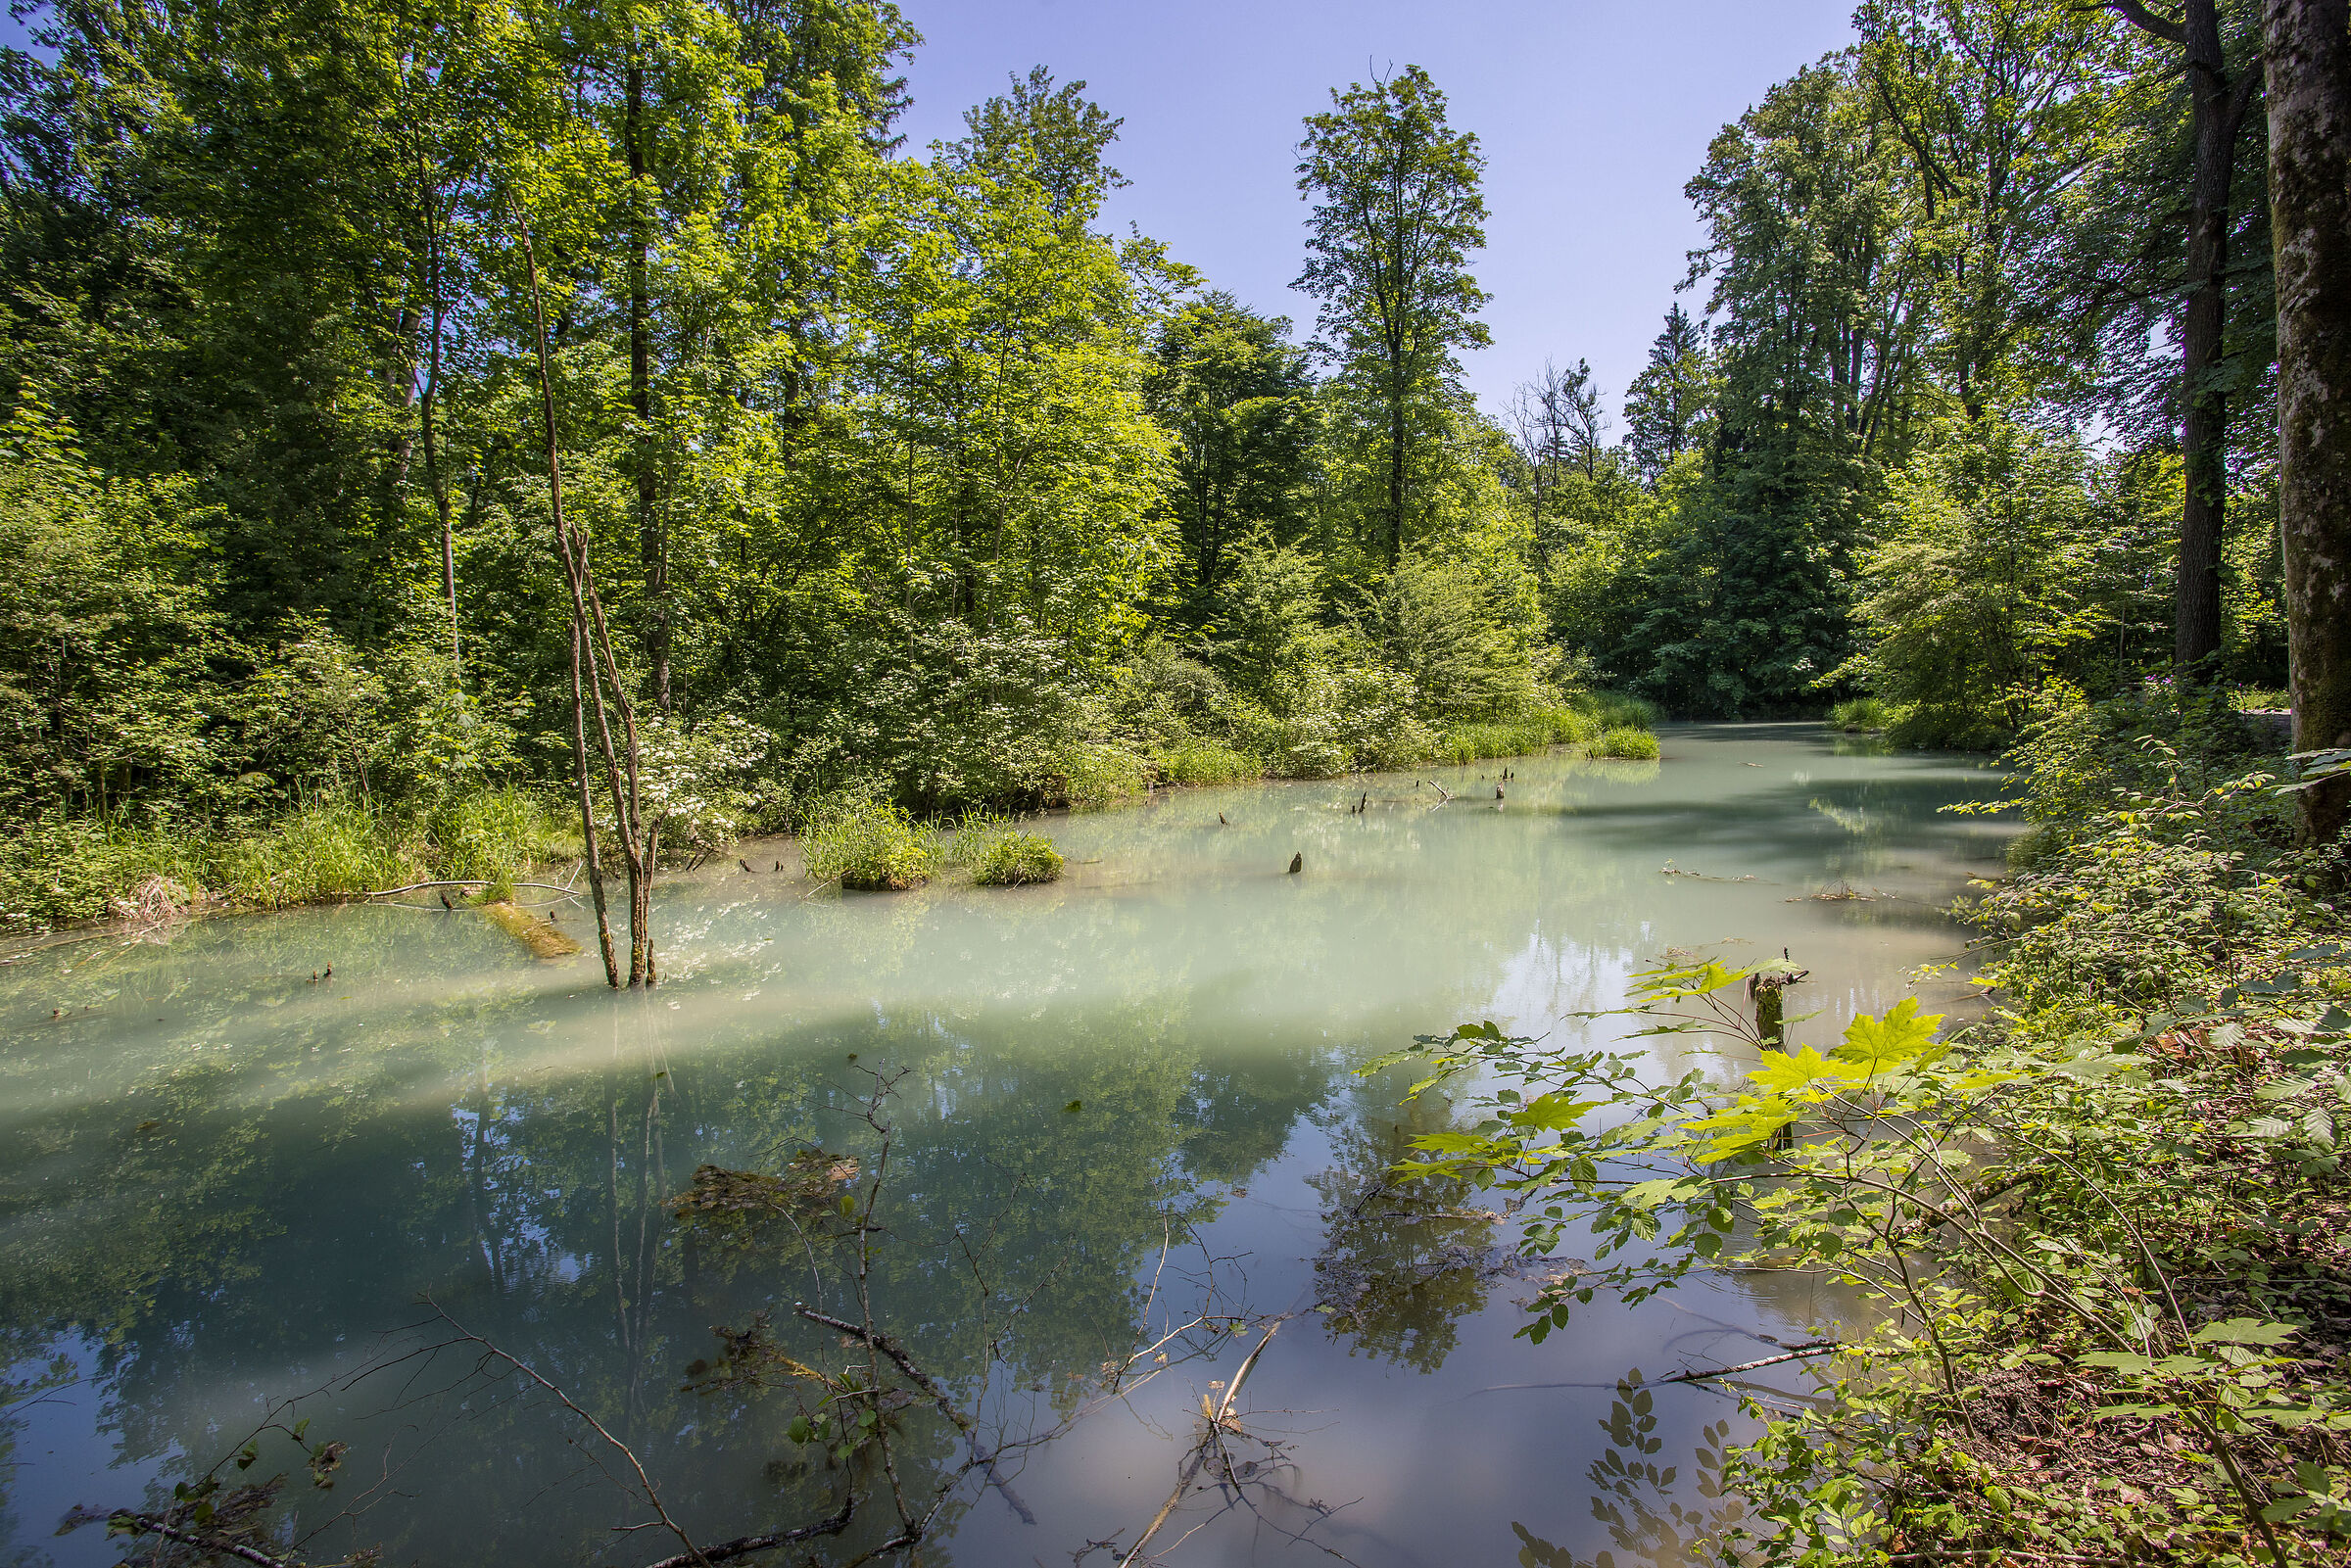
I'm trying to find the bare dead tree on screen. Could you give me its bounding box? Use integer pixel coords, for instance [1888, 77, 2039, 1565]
[513, 201, 661, 987]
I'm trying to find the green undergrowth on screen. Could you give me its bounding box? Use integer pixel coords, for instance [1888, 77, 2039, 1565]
[1588, 726, 1660, 760]
[969, 831, 1063, 886]
[0, 787, 578, 933]
[1829, 695, 1896, 733]
[800, 798, 937, 891]
[1383, 684, 2351, 1565]
[1135, 690, 1657, 788]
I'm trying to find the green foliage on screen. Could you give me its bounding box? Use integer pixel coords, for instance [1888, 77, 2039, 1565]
[0, 786, 576, 930]
[1150, 738, 1258, 786]
[1054, 741, 1151, 810]
[969, 830, 1064, 886]
[1588, 727, 1660, 761]
[1836, 417, 2110, 749]
[798, 798, 936, 891]
[1829, 696, 1896, 733]
[1294, 64, 1490, 566]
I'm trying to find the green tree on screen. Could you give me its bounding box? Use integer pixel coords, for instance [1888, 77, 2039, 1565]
[1620, 304, 1714, 481]
[1145, 294, 1315, 611]
[1293, 65, 1490, 567]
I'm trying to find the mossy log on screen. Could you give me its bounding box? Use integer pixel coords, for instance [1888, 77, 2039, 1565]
[483, 899, 581, 959]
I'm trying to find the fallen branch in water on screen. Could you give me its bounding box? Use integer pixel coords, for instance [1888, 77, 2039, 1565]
[361, 879, 584, 900]
[91, 1512, 302, 1568]
[793, 1303, 1036, 1525]
[1466, 1339, 1843, 1397]
[636, 1496, 856, 1568]
[426, 1301, 708, 1566]
[1117, 1320, 1283, 1567]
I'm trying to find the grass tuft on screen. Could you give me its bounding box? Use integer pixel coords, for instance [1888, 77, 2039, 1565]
[799, 798, 936, 891]
[1589, 727, 1661, 761]
[1829, 696, 1897, 734]
[970, 831, 1063, 886]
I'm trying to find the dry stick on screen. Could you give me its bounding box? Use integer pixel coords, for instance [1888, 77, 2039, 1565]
[512, 208, 619, 987]
[512, 202, 656, 986]
[1467, 1340, 1843, 1396]
[361, 879, 585, 900]
[793, 1304, 1039, 1527]
[428, 1302, 708, 1567]
[1118, 1321, 1282, 1568]
[635, 1496, 855, 1568]
[105, 1514, 299, 1568]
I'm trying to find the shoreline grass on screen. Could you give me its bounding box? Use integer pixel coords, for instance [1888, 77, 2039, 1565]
[0, 787, 580, 936]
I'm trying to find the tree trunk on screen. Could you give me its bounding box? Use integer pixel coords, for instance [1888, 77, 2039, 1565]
[2178, 1, 2259, 675]
[517, 203, 658, 987]
[2264, 0, 2351, 844]
[2109, 2, 2260, 676]
[420, 196, 458, 676]
[1387, 377, 1406, 568]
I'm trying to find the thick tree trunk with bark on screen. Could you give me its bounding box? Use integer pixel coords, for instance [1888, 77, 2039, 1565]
[2179, 4, 2262, 673]
[2264, 0, 2351, 844]
[2109, 1, 2260, 676]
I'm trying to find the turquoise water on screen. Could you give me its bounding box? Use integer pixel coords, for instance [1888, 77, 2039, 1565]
[0, 724, 2012, 1567]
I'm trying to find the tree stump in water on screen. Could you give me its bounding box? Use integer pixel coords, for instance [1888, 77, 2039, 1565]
[1750, 956, 1808, 1149]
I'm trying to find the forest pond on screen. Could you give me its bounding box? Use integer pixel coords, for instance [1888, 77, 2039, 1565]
[0, 724, 2016, 1568]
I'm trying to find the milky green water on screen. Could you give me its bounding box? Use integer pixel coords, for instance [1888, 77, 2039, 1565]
[0, 724, 2012, 1568]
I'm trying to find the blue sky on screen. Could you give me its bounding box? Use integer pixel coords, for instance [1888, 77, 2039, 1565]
[0, 0, 1859, 426]
[893, 0, 1859, 427]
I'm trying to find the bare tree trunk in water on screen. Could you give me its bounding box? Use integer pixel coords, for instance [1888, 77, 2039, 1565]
[516, 204, 659, 986]
[569, 621, 619, 985]
[2265, 0, 2351, 844]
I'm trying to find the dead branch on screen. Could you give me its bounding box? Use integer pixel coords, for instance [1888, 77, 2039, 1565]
[425, 1301, 707, 1565]
[636, 1496, 855, 1568]
[1467, 1339, 1844, 1397]
[90, 1512, 302, 1568]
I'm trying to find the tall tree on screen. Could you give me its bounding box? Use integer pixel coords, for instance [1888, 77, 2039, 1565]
[1505, 358, 1579, 522]
[2102, 0, 2267, 675]
[947, 65, 1126, 220]
[1293, 65, 1489, 567]
[2262, 0, 2351, 843]
[1621, 304, 1713, 479]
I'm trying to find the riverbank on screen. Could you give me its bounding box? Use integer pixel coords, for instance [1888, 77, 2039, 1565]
[0, 695, 1658, 937]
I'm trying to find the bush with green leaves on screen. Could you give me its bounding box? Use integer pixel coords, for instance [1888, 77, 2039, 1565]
[1380, 949, 2351, 1565]
[1151, 738, 1258, 785]
[798, 798, 936, 891]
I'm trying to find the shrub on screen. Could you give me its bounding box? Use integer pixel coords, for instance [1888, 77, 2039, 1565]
[971, 831, 1063, 886]
[1055, 742, 1151, 809]
[1588, 727, 1660, 761]
[1152, 738, 1258, 786]
[1576, 690, 1660, 731]
[1829, 696, 1896, 733]
[208, 798, 423, 907]
[800, 798, 936, 891]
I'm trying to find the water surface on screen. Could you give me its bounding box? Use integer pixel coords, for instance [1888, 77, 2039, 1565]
[0, 724, 2012, 1567]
